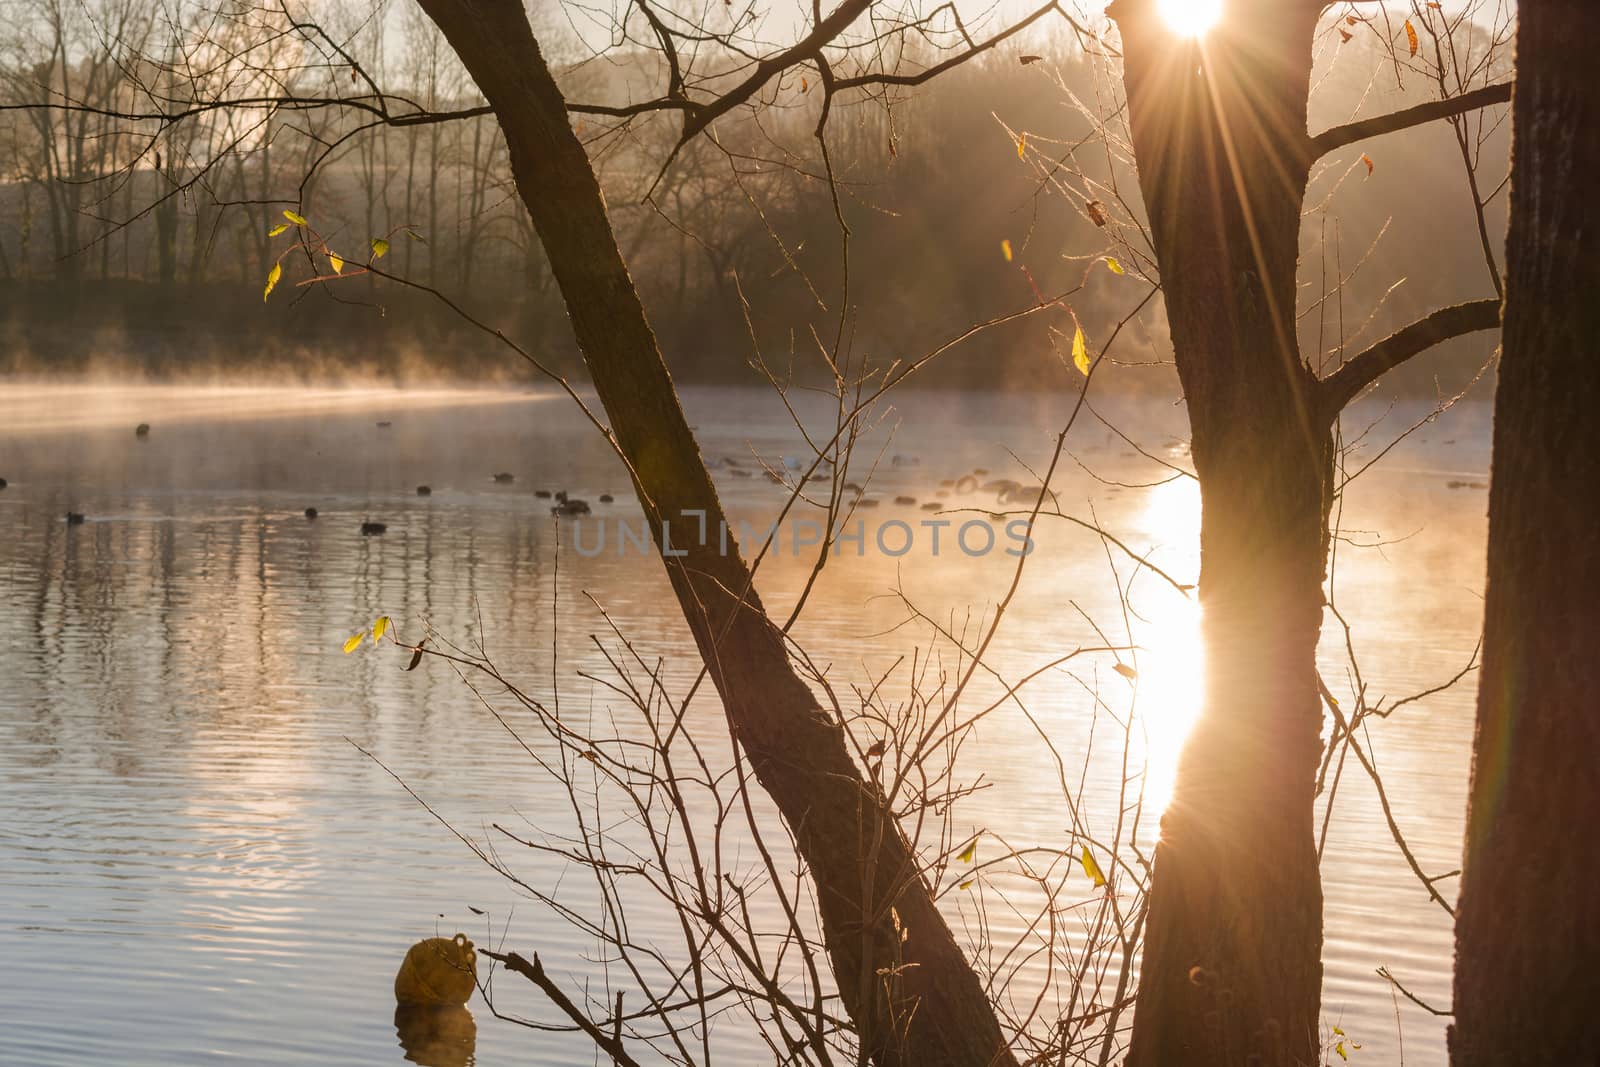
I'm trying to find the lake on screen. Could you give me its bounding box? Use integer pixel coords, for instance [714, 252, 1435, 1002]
[0, 382, 1491, 1065]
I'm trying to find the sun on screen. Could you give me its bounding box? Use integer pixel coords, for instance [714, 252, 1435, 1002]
[1157, 0, 1223, 37]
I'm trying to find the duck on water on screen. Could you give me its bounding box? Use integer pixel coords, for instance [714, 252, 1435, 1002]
[551, 490, 590, 517]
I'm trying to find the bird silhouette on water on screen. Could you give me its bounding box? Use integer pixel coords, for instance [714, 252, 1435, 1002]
[551, 490, 590, 517]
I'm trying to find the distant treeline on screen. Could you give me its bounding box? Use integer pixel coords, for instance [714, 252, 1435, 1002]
[0, 6, 1506, 394]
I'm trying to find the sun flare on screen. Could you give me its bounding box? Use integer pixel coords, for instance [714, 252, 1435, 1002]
[1157, 0, 1223, 37]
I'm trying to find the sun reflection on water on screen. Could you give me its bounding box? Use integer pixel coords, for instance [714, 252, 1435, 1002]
[1129, 476, 1204, 817]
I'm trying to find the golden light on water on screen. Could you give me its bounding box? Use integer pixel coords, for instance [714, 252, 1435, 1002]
[0, 383, 549, 434]
[1136, 588, 1204, 815]
[1131, 477, 1204, 815]
[1158, 0, 1223, 37]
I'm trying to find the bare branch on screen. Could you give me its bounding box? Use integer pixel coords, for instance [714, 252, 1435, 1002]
[1310, 81, 1511, 159]
[830, 2, 1080, 93]
[1318, 298, 1501, 418]
[480, 949, 645, 1067]
[676, 0, 871, 144]
[1377, 966, 1454, 1017]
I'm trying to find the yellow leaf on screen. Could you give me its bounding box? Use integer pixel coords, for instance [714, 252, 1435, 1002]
[1405, 19, 1418, 56]
[958, 838, 977, 864]
[342, 631, 365, 654]
[1105, 256, 1125, 275]
[263, 262, 282, 302]
[1081, 845, 1106, 888]
[268, 223, 289, 237]
[959, 879, 974, 890]
[373, 615, 391, 642]
[1072, 323, 1091, 377]
[1333, 1026, 1345, 1037]
[283, 209, 308, 226]
[1335, 1041, 1348, 1061]
[1113, 662, 1137, 680]
[371, 238, 389, 259]
[329, 252, 344, 274]
[1000, 239, 1013, 262]
[1017, 133, 1027, 160]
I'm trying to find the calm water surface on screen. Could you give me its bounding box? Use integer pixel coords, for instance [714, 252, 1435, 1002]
[0, 383, 1491, 1065]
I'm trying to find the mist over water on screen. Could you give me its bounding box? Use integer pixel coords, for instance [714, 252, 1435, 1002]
[0, 382, 1489, 1065]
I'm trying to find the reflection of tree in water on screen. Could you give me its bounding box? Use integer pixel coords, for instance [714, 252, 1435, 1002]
[394, 1005, 476, 1067]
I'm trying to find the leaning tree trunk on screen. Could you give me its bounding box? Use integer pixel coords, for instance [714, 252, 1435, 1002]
[1449, 4, 1600, 1063]
[412, 3, 1015, 1064]
[1111, 3, 1331, 1063]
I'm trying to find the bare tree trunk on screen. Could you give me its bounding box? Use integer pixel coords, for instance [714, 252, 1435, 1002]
[412, 3, 1015, 1064]
[1112, 4, 1329, 1063]
[1450, 4, 1600, 1062]
[186, 193, 213, 284]
[154, 155, 178, 289]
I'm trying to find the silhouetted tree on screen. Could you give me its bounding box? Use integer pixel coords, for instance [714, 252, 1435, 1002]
[1105, 2, 1505, 1062]
[409, 4, 1021, 1063]
[1450, 2, 1600, 1062]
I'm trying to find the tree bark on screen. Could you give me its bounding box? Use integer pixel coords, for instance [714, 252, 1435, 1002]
[1110, 4, 1331, 1063]
[1450, 4, 1600, 1063]
[411, 3, 1015, 1064]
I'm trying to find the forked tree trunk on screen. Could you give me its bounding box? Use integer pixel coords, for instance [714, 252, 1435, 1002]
[1450, 4, 1600, 1062]
[1111, 4, 1331, 1063]
[412, 3, 1015, 1064]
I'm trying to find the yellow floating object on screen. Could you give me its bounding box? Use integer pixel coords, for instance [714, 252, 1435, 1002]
[394, 933, 477, 1006]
